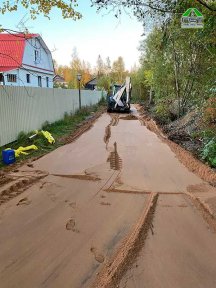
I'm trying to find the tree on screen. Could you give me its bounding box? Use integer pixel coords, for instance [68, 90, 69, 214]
[81, 60, 92, 86]
[0, 0, 82, 19]
[105, 57, 111, 75]
[53, 59, 58, 72]
[96, 55, 105, 77]
[55, 48, 94, 89]
[112, 56, 125, 83]
[97, 75, 111, 93]
[133, 8, 215, 118]
[92, 0, 216, 21]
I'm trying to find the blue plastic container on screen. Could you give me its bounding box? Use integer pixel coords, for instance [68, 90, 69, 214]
[2, 149, 16, 165]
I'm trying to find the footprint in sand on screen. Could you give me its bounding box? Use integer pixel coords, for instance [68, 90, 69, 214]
[100, 202, 111, 206]
[66, 218, 79, 233]
[69, 202, 76, 208]
[17, 197, 31, 206]
[90, 247, 105, 263]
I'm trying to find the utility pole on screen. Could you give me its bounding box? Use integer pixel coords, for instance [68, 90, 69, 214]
[77, 73, 82, 109]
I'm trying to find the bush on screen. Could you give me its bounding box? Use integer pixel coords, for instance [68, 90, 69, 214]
[201, 137, 216, 167]
[203, 97, 216, 124]
[154, 102, 171, 123]
[17, 131, 28, 142]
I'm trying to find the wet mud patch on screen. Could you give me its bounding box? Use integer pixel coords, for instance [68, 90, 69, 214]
[90, 247, 105, 263]
[105, 188, 151, 195]
[104, 124, 111, 147]
[107, 142, 122, 171]
[27, 163, 34, 168]
[120, 115, 138, 121]
[109, 114, 119, 126]
[52, 174, 101, 182]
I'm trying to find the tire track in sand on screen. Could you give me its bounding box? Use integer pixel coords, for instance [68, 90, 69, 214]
[91, 193, 158, 288]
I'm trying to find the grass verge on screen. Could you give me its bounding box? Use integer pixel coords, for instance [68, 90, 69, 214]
[0, 99, 106, 170]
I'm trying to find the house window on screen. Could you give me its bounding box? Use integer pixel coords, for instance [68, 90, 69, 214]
[7, 74, 17, 83]
[46, 77, 49, 88]
[34, 50, 39, 62]
[38, 76, 42, 87]
[0, 73, 4, 84]
[26, 74, 30, 83]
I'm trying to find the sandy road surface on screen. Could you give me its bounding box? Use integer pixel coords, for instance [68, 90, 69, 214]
[0, 106, 216, 288]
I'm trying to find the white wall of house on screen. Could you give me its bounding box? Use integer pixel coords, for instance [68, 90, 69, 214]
[3, 69, 53, 88]
[2, 36, 54, 88]
[22, 37, 54, 74]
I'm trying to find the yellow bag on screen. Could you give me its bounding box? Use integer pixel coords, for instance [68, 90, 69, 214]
[14, 145, 38, 157]
[41, 130, 55, 144]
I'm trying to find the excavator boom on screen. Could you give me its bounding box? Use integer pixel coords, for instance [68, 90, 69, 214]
[107, 77, 132, 113]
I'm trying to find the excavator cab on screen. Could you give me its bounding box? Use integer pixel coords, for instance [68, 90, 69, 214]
[107, 77, 132, 113]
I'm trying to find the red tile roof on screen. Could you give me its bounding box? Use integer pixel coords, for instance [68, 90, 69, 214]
[0, 33, 38, 72]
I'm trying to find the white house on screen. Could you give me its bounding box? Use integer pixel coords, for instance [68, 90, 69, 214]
[0, 33, 54, 88]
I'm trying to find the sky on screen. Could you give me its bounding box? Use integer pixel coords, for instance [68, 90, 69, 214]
[0, 0, 145, 70]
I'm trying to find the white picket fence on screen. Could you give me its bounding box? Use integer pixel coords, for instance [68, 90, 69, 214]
[0, 86, 103, 147]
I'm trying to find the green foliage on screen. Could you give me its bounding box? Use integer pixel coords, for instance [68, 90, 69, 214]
[155, 102, 170, 118]
[112, 56, 126, 83]
[0, 0, 82, 19]
[98, 94, 107, 106]
[201, 138, 216, 167]
[92, 0, 216, 24]
[17, 131, 28, 142]
[130, 67, 148, 102]
[202, 129, 216, 139]
[129, 3, 215, 119]
[97, 76, 111, 93]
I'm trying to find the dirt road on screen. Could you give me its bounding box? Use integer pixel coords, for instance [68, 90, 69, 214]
[0, 106, 216, 288]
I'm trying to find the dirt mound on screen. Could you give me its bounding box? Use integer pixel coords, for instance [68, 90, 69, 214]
[163, 110, 203, 154]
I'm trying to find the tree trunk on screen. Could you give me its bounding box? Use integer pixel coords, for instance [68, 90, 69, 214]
[149, 87, 153, 105]
[172, 40, 181, 118]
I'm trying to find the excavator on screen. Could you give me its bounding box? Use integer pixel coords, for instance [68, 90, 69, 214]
[107, 76, 132, 113]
